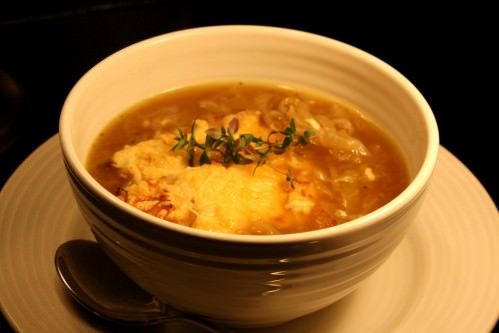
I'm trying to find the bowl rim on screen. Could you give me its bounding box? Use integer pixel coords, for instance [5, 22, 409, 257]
[59, 25, 439, 244]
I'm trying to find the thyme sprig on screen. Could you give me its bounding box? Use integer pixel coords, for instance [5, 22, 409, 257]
[171, 118, 314, 173]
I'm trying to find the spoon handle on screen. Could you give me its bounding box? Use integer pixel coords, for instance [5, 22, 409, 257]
[55, 240, 229, 332]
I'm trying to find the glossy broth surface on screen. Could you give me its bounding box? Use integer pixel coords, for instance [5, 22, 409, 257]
[88, 82, 410, 235]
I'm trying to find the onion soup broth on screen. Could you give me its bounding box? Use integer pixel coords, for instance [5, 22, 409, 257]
[87, 82, 409, 235]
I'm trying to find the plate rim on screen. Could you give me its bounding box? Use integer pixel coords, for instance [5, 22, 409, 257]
[0, 135, 498, 332]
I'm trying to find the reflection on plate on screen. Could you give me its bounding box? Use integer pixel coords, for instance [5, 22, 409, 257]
[0, 135, 498, 333]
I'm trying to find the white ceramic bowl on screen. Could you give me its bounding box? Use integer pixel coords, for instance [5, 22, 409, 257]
[59, 26, 439, 328]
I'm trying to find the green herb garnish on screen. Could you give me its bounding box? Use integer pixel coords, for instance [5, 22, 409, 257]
[171, 118, 314, 174]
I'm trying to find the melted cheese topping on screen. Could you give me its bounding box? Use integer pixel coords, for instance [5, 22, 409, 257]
[113, 111, 316, 234]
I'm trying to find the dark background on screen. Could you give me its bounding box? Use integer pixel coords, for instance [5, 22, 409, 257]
[1, 1, 497, 332]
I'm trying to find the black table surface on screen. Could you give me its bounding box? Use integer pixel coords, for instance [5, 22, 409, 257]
[1, 2, 497, 332]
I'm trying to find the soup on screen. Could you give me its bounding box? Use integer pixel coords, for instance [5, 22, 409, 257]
[87, 82, 409, 235]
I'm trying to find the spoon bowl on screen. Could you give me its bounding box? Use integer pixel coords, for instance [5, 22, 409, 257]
[54, 239, 222, 332]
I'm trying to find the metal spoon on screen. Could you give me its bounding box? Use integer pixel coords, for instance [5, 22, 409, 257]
[54, 239, 223, 332]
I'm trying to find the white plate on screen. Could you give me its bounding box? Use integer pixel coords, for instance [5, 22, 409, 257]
[0, 135, 498, 333]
